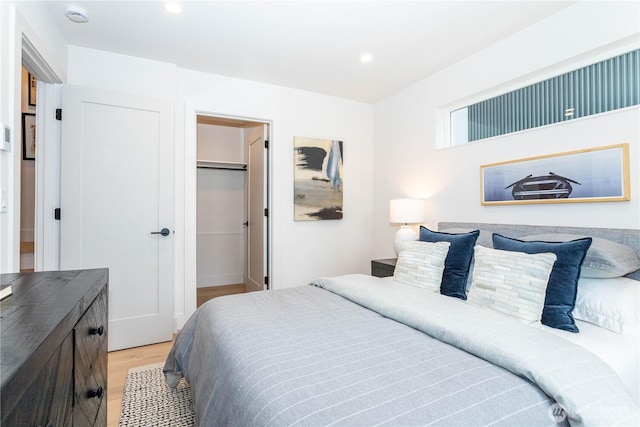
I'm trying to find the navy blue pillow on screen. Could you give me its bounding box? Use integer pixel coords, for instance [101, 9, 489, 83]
[419, 227, 479, 299]
[492, 233, 592, 332]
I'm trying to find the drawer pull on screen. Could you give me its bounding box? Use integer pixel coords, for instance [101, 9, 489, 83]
[89, 325, 104, 336]
[87, 386, 103, 399]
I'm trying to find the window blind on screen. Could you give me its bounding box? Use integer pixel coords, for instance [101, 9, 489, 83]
[464, 49, 639, 142]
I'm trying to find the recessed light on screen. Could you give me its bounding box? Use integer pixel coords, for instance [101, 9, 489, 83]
[360, 53, 373, 63]
[165, 2, 183, 14]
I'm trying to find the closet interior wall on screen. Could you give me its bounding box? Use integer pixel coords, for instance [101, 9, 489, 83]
[196, 119, 247, 288]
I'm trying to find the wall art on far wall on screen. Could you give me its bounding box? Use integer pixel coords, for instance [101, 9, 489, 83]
[28, 73, 37, 106]
[22, 113, 36, 160]
[294, 136, 343, 220]
[480, 143, 630, 205]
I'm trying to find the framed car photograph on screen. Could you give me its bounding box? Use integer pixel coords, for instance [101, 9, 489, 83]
[480, 144, 630, 205]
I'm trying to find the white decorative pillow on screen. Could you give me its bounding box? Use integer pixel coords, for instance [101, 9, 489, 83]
[522, 233, 640, 278]
[393, 241, 450, 291]
[467, 246, 556, 324]
[574, 277, 639, 335]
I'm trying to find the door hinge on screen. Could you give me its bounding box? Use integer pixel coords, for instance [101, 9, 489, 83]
[264, 208, 268, 217]
[264, 140, 269, 149]
[55, 109, 62, 121]
[54, 208, 61, 220]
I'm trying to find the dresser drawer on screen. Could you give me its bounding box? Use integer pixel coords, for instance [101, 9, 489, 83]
[74, 357, 107, 427]
[73, 287, 108, 427]
[1, 333, 73, 427]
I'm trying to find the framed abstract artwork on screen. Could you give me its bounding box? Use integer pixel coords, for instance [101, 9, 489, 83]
[480, 144, 630, 205]
[294, 136, 343, 220]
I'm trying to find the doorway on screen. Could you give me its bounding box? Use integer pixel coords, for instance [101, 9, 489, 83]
[19, 66, 36, 272]
[195, 114, 270, 306]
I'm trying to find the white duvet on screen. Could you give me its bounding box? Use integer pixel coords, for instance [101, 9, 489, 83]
[311, 274, 640, 427]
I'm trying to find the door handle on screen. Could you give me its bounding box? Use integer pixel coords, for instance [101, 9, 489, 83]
[151, 228, 171, 237]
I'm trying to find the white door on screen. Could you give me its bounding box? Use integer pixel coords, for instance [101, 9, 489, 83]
[60, 85, 173, 351]
[245, 125, 268, 292]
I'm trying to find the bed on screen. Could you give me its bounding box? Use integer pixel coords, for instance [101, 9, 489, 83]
[164, 222, 640, 426]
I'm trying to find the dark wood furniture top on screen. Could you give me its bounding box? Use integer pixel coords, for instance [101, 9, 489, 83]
[371, 258, 397, 278]
[1, 268, 108, 426]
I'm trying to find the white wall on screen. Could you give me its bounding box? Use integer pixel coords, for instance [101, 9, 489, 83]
[197, 123, 244, 162]
[177, 68, 374, 325]
[67, 46, 177, 99]
[372, 1, 640, 259]
[196, 167, 245, 287]
[64, 47, 373, 328]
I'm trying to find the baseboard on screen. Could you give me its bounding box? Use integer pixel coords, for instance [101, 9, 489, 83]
[173, 315, 185, 332]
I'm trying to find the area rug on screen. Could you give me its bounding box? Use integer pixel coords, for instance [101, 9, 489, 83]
[119, 363, 195, 427]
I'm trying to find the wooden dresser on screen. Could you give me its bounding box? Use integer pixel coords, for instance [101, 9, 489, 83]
[1, 269, 108, 427]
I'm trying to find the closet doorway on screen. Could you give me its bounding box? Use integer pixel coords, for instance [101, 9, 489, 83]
[196, 115, 269, 306]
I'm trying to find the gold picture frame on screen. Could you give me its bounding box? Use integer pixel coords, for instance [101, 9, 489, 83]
[480, 143, 630, 205]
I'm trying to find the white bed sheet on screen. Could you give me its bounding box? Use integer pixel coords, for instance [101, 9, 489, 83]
[543, 320, 640, 404]
[379, 277, 640, 403]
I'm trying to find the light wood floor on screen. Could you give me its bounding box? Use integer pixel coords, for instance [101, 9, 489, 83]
[107, 340, 174, 426]
[197, 283, 246, 306]
[107, 284, 246, 426]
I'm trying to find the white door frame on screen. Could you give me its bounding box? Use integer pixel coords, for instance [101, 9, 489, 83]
[182, 105, 273, 325]
[34, 81, 61, 271]
[22, 34, 63, 272]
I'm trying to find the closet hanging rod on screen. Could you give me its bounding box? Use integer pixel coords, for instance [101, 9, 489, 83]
[197, 160, 247, 171]
[197, 165, 247, 171]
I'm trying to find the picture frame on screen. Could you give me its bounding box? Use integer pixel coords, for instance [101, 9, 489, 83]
[480, 143, 630, 205]
[28, 73, 37, 106]
[22, 113, 36, 160]
[294, 136, 343, 220]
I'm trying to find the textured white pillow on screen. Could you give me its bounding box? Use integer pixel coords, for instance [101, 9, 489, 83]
[468, 246, 556, 324]
[574, 277, 639, 335]
[393, 241, 450, 291]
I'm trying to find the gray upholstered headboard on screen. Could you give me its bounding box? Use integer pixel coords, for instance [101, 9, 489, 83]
[438, 222, 640, 281]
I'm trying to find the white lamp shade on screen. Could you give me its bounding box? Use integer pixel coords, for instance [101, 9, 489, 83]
[389, 198, 424, 224]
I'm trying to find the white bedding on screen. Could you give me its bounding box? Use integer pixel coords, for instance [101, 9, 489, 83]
[327, 275, 639, 426]
[544, 320, 640, 405]
[380, 277, 640, 405]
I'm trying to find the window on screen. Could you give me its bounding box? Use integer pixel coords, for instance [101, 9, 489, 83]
[450, 49, 640, 146]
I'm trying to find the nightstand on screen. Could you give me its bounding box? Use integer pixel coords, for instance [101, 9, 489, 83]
[371, 258, 397, 278]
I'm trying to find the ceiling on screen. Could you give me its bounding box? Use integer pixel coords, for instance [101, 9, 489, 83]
[38, 1, 573, 103]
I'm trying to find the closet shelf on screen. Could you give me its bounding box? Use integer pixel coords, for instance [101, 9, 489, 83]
[197, 160, 247, 171]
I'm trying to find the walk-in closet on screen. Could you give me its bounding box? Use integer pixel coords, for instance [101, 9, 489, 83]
[196, 115, 269, 305]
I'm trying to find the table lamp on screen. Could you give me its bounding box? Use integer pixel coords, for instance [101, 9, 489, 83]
[390, 198, 424, 255]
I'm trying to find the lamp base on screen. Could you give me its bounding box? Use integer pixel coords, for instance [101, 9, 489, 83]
[394, 225, 418, 255]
